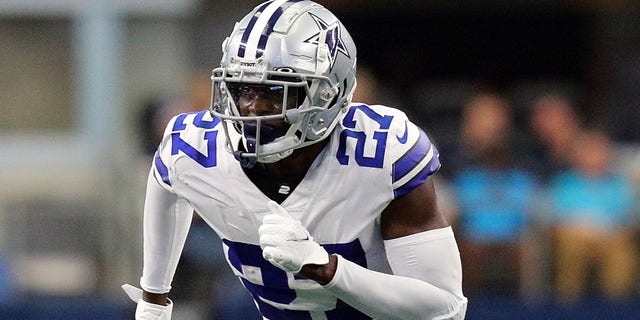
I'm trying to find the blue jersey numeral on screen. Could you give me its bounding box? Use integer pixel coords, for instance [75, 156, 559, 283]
[337, 105, 393, 168]
[223, 239, 371, 320]
[170, 111, 220, 168]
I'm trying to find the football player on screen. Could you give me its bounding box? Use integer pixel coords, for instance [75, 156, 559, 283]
[123, 0, 467, 319]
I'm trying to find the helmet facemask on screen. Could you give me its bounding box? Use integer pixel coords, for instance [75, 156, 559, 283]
[211, 64, 341, 167]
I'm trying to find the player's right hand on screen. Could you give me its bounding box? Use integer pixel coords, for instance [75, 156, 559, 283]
[259, 201, 329, 273]
[122, 284, 173, 320]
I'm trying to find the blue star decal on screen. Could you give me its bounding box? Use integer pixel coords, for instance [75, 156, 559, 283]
[304, 13, 351, 70]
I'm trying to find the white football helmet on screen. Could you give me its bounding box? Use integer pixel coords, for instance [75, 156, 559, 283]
[211, 0, 357, 167]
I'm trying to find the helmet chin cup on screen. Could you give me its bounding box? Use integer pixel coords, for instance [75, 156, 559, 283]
[238, 123, 276, 168]
[258, 139, 295, 163]
[242, 123, 278, 154]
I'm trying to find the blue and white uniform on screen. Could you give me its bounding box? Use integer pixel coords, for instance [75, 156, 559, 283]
[140, 103, 463, 319]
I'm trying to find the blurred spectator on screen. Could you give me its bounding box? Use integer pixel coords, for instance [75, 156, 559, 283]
[451, 93, 538, 297]
[188, 70, 215, 110]
[352, 64, 404, 110]
[528, 93, 582, 180]
[137, 70, 212, 156]
[547, 128, 638, 303]
[352, 65, 379, 104]
[137, 96, 197, 156]
[631, 152, 640, 222]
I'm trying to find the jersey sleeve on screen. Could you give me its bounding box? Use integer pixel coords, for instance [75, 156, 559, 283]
[149, 113, 182, 194]
[387, 112, 441, 199]
[140, 168, 194, 293]
[140, 113, 196, 293]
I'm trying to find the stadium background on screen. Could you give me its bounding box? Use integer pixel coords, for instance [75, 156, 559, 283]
[0, 0, 639, 319]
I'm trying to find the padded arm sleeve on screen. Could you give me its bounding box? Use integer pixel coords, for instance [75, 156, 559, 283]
[323, 227, 467, 320]
[139, 170, 194, 294]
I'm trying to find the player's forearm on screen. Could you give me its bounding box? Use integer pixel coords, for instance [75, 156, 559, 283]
[323, 255, 464, 320]
[140, 173, 194, 293]
[321, 227, 466, 320]
[299, 254, 338, 285]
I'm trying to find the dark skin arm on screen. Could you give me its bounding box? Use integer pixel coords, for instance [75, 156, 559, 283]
[299, 178, 449, 285]
[143, 291, 169, 306]
[380, 177, 449, 239]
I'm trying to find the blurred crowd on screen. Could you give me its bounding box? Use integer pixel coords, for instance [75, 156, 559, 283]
[445, 91, 639, 304]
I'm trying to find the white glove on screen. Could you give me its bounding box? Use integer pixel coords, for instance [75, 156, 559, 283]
[122, 284, 173, 320]
[259, 201, 329, 273]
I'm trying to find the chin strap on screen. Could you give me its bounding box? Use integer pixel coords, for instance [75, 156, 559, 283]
[237, 122, 279, 168]
[234, 151, 258, 168]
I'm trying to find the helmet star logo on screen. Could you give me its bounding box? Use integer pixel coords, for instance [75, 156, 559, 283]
[304, 13, 351, 70]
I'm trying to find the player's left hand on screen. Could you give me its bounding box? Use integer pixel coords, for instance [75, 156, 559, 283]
[259, 201, 329, 273]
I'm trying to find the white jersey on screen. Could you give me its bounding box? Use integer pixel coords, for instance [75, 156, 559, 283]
[143, 103, 441, 319]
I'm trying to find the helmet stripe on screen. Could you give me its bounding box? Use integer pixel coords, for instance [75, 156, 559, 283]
[256, 6, 286, 58]
[256, 0, 304, 58]
[242, 0, 303, 59]
[238, 1, 273, 58]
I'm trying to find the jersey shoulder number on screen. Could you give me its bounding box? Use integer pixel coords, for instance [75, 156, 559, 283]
[335, 103, 441, 198]
[152, 110, 222, 188]
[336, 104, 395, 168]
